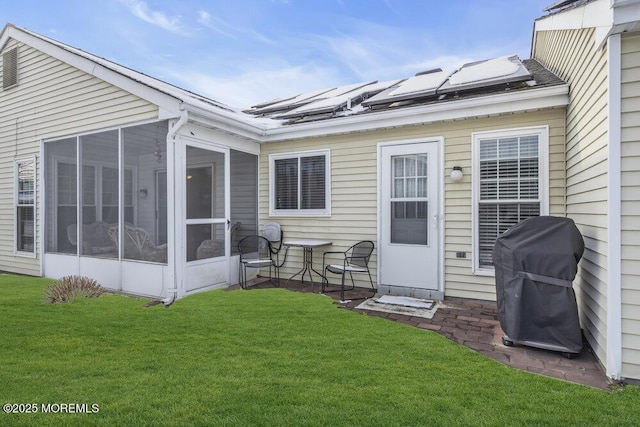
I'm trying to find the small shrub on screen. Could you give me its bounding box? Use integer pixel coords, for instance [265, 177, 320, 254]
[44, 275, 107, 304]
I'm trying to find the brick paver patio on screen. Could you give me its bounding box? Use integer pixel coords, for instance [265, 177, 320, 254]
[232, 278, 612, 390]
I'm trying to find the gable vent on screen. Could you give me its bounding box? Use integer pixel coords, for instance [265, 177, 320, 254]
[3, 47, 18, 89]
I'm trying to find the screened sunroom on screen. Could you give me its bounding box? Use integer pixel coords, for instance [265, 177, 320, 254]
[42, 119, 258, 299]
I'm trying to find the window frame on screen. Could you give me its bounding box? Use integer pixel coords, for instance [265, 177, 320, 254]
[14, 156, 36, 257]
[471, 126, 549, 275]
[269, 149, 331, 217]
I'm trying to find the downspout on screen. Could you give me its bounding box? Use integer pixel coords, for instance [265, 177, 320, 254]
[163, 109, 188, 307]
[606, 33, 623, 381]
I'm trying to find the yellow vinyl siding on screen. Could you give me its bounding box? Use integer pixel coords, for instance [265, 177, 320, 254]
[621, 32, 640, 380]
[259, 109, 566, 300]
[0, 39, 159, 276]
[533, 27, 610, 369]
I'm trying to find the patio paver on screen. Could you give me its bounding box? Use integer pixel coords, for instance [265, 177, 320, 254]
[230, 278, 612, 390]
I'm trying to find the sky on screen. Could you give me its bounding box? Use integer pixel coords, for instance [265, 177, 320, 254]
[1, 0, 553, 109]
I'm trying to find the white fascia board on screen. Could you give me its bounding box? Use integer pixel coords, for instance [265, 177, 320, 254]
[535, 0, 613, 32]
[613, 0, 640, 8]
[5, 26, 184, 117]
[613, 1, 640, 26]
[535, 0, 640, 48]
[535, 0, 615, 46]
[261, 85, 569, 143]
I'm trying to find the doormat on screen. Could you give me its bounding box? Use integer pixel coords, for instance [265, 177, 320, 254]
[356, 295, 438, 319]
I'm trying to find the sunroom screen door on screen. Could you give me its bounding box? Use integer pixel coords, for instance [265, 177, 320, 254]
[380, 142, 439, 290]
[184, 143, 229, 292]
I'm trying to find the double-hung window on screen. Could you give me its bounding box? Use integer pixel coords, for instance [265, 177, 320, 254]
[269, 150, 331, 216]
[473, 126, 548, 273]
[15, 157, 36, 256]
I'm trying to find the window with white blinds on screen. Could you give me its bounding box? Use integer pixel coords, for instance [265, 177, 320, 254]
[270, 150, 330, 216]
[15, 158, 35, 255]
[473, 127, 548, 272]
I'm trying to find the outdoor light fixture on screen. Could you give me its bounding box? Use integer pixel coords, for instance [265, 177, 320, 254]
[139, 189, 148, 198]
[450, 166, 463, 182]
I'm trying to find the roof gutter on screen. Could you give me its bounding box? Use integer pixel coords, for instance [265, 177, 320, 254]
[259, 84, 570, 142]
[182, 103, 272, 142]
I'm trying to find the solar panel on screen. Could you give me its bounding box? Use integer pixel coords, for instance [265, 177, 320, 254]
[438, 55, 532, 94]
[250, 94, 299, 110]
[246, 87, 337, 115]
[543, 0, 581, 12]
[273, 80, 401, 118]
[246, 54, 542, 121]
[361, 70, 449, 107]
[302, 81, 377, 102]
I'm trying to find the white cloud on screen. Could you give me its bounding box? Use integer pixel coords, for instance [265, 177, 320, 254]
[128, 8, 523, 109]
[162, 61, 342, 108]
[119, 0, 188, 35]
[197, 8, 276, 45]
[303, 18, 510, 84]
[197, 10, 236, 39]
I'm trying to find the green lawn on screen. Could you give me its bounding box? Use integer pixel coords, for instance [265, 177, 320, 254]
[1, 273, 638, 426]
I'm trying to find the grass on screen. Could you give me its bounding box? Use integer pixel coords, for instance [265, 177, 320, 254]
[0, 273, 638, 426]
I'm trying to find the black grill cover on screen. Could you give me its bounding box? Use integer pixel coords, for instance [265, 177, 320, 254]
[493, 216, 584, 353]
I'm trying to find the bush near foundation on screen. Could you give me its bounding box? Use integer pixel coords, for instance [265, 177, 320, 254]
[44, 275, 107, 304]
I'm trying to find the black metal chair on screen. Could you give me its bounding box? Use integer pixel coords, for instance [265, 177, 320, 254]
[237, 235, 278, 289]
[262, 222, 289, 269]
[322, 240, 376, 302]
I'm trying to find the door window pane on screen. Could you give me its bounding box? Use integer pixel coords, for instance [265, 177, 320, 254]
[391, 154, 428, 199]
[391, 201, 428, 245]
[187, 166, 214, 219]
[188, 223, 225, 261]
[390, 153, 429, 245]
[186, 146, 225, 262]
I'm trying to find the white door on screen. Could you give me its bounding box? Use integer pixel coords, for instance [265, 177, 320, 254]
[183, 142, 230, 292]
[379, 142, 440, 290]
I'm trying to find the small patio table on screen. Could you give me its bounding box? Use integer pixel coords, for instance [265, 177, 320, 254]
[283, 240, 332, 290]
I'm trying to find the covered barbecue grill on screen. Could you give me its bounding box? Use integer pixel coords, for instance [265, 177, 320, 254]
[492, 216, 584, 357]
